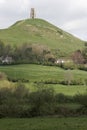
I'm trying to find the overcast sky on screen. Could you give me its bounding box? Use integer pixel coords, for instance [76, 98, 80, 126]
[0, 0, 87, 41]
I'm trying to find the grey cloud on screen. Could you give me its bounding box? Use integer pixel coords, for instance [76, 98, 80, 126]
[0, 0, 30, 28]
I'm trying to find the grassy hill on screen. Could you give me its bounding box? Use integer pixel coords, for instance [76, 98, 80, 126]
[0, 18, 84, 57]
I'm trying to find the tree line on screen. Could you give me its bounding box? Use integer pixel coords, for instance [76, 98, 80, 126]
[0, 40, 87, 65]
[0, 40, 55, 65]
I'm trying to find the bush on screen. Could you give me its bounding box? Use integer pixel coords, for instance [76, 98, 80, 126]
[55, 93, 73, 103]
[13, 83, 29, 99]
[74, 93, 87, 107]
[77, 106, 87, 115]
[8, 77, 29, 83]
[0, 83, 30, 118]
[78, 65, 87, 71]
[28, 87, 55, 116]
[0, 72, 7, 80]
[54, 106, 74, 116]
[62, 62, 76, 70]
[59, 79, 84, 85]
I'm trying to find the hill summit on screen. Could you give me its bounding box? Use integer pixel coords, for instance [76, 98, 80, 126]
[0, 18, 84, 57]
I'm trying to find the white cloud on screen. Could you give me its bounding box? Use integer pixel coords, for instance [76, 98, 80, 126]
[63, 18, 87, 30]
[69, 0, 87, 10]
[0, 0, 5, 4]
[0, 0, 30, 15]
[0, 0, 31, 28]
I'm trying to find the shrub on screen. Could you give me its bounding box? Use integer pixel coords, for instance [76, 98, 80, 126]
[0, 72, 7, 80]
[13, 83, 29, 99]
[54, 106, 74, 116]
[28, 87, 55, 116]
[78, 65, 87, 71]
[0, 83, 30, 118]
[59, 79, 84, 85]
[62, 62, 76, 70]
[74, 93, 87, 107]
[55, 93, 73, 103]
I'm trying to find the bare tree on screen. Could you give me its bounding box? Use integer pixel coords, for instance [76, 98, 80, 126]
[72, 50, 84, 64]
[64, 69, 73, 85]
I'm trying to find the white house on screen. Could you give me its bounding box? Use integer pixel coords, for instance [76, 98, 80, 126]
[55, 59, 71, 64]
[0, 56, 13, 64]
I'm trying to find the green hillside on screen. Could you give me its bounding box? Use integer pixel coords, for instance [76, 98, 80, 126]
[0, 18, 84, 57]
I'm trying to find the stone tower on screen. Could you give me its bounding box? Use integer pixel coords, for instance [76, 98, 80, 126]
[30, 8, 36, 19]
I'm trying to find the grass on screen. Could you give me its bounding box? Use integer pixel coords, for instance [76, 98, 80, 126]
[0, 64, 87, 95]
[0, 18, 84, 57]
[0, 117, 87, 130]
[0, 80, 86, 96]
[25, 83, 87, 95]
[47, 84, 87, 95]
[0, 64, 87, 82]
[0, 64, 64, 82]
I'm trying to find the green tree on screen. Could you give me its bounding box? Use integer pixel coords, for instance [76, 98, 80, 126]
[29, 86, 55, 116]
[0, 40, 5, 56]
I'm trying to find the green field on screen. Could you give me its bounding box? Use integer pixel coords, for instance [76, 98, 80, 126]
[0, 64, 87, 82]
[0, 18, 84, 57]
[0, 117, 87, 130]
[0, 64, 87, 95]
[47, 84, 87, 95]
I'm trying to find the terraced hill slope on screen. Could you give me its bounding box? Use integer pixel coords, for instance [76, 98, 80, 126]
[0, 18, 84, 57]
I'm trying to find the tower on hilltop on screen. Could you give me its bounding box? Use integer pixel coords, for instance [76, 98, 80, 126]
[30, 8, 36, 19]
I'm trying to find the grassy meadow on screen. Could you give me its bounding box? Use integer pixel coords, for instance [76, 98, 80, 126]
[0, 64, 87, 82]
[0, 64, 87, 95]
[47, 84, 87, 95]
[0, 117, 87, 130]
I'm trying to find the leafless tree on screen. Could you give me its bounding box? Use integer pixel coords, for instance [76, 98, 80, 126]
[72, 50, 84, 64]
